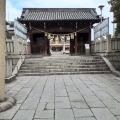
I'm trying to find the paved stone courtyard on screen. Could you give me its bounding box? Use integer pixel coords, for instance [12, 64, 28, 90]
[1, 74, 120, 120]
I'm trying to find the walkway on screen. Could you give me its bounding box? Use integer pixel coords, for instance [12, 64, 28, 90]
[1, 74, 120, 120]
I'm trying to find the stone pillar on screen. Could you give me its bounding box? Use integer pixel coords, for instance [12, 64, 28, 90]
[100, 37, 103, 53]
[63, 41, 65, 54]
[94, 40, 97, 53]
[75, 32, 77, 55]
[106, 34, 112, 53]
[13, 36, 19, 55]
[0, 0, 5, 101]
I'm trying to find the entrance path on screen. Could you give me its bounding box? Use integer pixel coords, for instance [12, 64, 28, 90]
[1, 74, 120, 120]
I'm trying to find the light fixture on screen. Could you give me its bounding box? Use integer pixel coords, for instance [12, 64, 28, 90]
[98, 5, 104, 23]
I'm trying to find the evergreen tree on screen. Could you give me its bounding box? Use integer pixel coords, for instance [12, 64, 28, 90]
[108, 0, 120, 36]
[115, 23, 120, 37]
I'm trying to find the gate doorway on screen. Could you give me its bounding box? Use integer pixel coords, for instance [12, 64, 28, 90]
[31, 33, 45, 54]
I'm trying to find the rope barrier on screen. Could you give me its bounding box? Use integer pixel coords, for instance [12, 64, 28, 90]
[32, 26, 90, 36]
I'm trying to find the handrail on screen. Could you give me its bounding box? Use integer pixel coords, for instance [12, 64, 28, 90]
[12, 48, 26, 76]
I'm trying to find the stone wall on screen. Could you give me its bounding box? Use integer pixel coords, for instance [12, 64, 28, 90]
[106, 54, 120, 71]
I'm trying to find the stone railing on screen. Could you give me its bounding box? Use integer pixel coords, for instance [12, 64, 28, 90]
[5, 36, 30, 79]
[5, 39, 14, 54]
[91, 34, 120, 72]
[111, 38, 120, 52]
[5, 36, 30, 55]
[91, 35, 120, 54]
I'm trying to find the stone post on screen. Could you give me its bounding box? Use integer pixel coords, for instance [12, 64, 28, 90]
[94, 40, 97, 53]
[63, 41, 65, 54]
[100, 37, 103, 53]
[0, 0, 5, 101]
[13, 36, 19, 55]
[106, 34, 111, 53]
[0, 1, 16, 112]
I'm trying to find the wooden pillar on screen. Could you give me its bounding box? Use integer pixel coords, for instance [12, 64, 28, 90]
[75, 32, 77, 55]
[47, 39, 50, 55]
[44, 33, 47, 55]
[0, 0, 5, 101]
[30, 31, 33, 54]
[29, 23, 33, 54]
[89, 28, 91, 54]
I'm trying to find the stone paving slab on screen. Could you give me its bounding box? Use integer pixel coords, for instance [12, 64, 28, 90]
[73, 108, 94, 118]
[71, 101, 89, 108]
[12, 110, 35, 120]
[1, 74, 120, 120]
[91, 108, 117, 120]
[87, 100, 105, 108]
[55, 109, 75, 120]
[34, 110, 54, 119]
[110, 107, 120, 115]
[76, 117, 96, 120]
[20, 97, 40, 110]
[116, 116, 120, 120]
[34, 119, 54, 120]
[0, 104, 21, 119]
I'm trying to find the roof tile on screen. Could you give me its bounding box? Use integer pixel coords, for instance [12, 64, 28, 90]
[19, 8, 99, 21]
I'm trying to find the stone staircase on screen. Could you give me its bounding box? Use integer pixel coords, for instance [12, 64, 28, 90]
[18, 55, 111, 76]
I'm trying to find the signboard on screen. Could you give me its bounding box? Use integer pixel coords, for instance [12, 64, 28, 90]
[14, 19, 27, 40]
[85, 44, 90, 49]
[94, 17, 109, 40]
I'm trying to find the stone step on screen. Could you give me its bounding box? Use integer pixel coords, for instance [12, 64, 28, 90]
[26, 56, 101, 60]
[25, 56, 102, 61]
[21, 64, 108, 70]
[19, 67, 109, 73]
[18, 55, 111, 76]
[22, 61, 106, 66]
[24, 60, 104, 64]
[18, 71, 111, 76]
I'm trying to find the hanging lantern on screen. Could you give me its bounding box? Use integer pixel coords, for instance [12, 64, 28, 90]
[66, 35, 70, 41]
[61, 35, 65, 40]
[55, 35, 59, 41]
[48, 34, 51, 39]
[52, 35, 54, 38]
[71, 33, 74, 39]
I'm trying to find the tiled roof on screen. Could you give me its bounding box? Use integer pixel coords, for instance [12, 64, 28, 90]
[19, 8, 99, 21]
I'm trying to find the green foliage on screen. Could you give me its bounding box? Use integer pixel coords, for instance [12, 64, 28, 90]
[108, 0, 120, 36]
[115, 23, 120, 37]
[108, 0, 120, 22]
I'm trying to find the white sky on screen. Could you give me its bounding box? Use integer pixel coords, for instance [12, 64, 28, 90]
[6, 0, 114, 37]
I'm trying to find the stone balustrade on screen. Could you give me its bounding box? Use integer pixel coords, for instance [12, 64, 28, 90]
[91, 34, 120, 54]
[5, 35, 30, 78]
[5, 36, 30, 55]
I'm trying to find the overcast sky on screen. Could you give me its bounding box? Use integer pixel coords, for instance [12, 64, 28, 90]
[6, 0, 114, 36]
